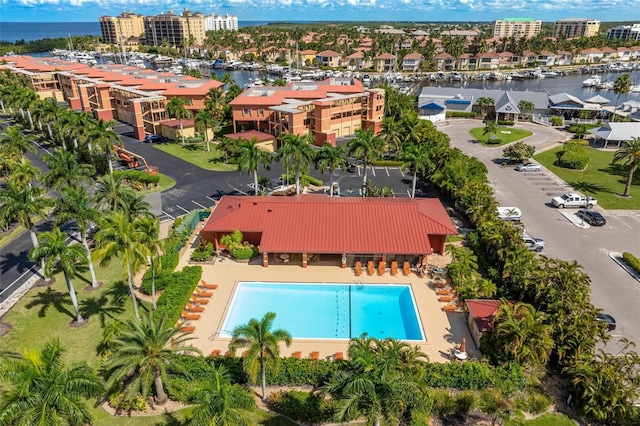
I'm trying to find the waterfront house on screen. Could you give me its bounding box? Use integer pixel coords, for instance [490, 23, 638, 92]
[497, 51, 519, 67]
[434, 52, 455, 71]
[299, 49, 317, 67]
[457, 53, 474, 71]
[576, 48, 604, 64]
[402, 52, 424, 72]
[373, 53, 397, 73]
[537, 50, 556, 67]
[555, 50, 573, 66]
[521, 50, 538, 67]
[600, 46, 617, 62]
[616, 47, 633, 62]
[316, 50, 343, 68]
[346, 51, 369, 71]
[475, 52, 500, 70]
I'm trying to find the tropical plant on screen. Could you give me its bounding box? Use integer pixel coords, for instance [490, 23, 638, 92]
[399, 141, 433, 198]
[194, 109, 215, 152]
[120, 191, 154, 221]
[0, 124, 35, 161]
[483, 120, 498, 140]
[612, 137, 640, 197]
[166, 97, 193, 146]
[103, 312, 201, 405]
[87, 118, 120, 175]
[93, 173, 136, 212]
[229, 312, 292, 401]
[136, 217, 163, 310]
[347, 128, 386, 190]
[476, 97, 495, 117]
[42, 148, 95, 190]
[235, 137, 273, 195]
[611, 73, 632, 122]
[92, 212, 151, 320]
[0, 339, 104, 425]
[189, 365, 255, 426]
[517, 100, 534, 118]
[278, 133, 316, 195]
[6, 157, 40, 189]
[314, 143, 346, 197]
[503, 141, 535, 164]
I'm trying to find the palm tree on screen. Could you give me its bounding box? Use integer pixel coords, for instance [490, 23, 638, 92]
[0, 124, 35, 161]
[93, 173, 136, 212]
[166, 97, 193, 146]
[87, 118, 120, 175]
[235, 137, 273, 195]
[229, 312, 292, 401]
[7, 157, 40, 190]
[612, 137, 640, 197]
[347, 128, 386, 191]
[0, 180, 49, 264]
[314, 143, 346, 197]
[476, 97, 495, 117]
[0, 339, 104, 425]
[42, 148, 95, 190]
[400, 142, 433, 198]
[611, 74, 632, 122]
[103, 312, 201, 405]
[53, 186, 101, 289]
[136, 217, 163, 310]
[29, 227, 88, 324]
[120, 191, 154, 221]
[189, 365, 255, 426]
[483, 120, 498, 141]
[92, 212, 150, 320]
[277, 133, 316, 196]
[194, 109, 214, 152]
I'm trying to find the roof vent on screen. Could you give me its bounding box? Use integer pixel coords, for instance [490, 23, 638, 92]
[267, 209, 272, 212]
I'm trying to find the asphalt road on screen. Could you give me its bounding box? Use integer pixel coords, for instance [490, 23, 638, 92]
[437, 119, 640, 354]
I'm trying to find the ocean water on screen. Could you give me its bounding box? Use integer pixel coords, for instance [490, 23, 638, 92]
[0, 21, 295, 43]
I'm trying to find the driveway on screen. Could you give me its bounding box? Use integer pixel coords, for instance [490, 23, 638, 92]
[438, 119, 640, 353]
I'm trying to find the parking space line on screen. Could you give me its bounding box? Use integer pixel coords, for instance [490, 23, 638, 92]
[192, 200, 207, 209]
[206, 196, 217, 204]
[612, 216, 633, 229]
[230, 186, 249, 195]
[399, 168, 404, 176]
[176, 205, 190, 214]
[161, 210, 175, 220]
[370, 166, 376, 177]
[385, 167, 390, 176]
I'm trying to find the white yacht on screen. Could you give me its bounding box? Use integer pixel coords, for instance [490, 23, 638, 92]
[582, 75, 602, 87]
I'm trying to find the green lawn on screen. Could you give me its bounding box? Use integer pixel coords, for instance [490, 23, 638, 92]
[140, 173, 176, 194]
[154, 141, 237, 172]
[534, 146, 640, 210]
[470, 127, 533, 146]
[506, 412, 577, 426]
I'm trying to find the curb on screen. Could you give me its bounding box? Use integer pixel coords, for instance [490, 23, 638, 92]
[608, 252, 640, 283]
[0, 272, 42, 318]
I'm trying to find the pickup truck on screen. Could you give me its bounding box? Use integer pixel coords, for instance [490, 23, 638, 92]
[551, 193, 597, 209]
[522, 234, 545, 252]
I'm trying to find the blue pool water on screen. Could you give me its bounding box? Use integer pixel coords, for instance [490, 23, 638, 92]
[220, 282, 425, 341]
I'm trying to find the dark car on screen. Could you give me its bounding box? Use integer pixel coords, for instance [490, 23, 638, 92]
[597, 313, 616, 331]
[144, 134, 165, 143]
[345, 163, 357, 173]
[576, 209, 606, 226]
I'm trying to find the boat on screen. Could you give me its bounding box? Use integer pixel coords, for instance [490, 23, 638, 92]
[596, 80, 613, 90]
[487, 71, 503, 81]
[362, 74, 371, 84]
[631, 84, 640, 93]
[582, 75, 602, 87]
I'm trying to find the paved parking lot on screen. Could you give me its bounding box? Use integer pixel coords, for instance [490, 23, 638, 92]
[438, 120, 640, 353]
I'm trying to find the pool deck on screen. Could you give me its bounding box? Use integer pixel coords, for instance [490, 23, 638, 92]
[173, 233, 478, 363]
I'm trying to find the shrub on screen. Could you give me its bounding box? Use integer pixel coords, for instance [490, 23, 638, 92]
[113, 170, 160, 186]
[446, 111, 472, 118]
[551, 116, 564, 126]
[108, 393, 147, 412]
[190, 240, 214, 262]
[269, 390, 334, 424]
[280, 172, 323, 187]
[497, 120, 515, 126]
[156, 265, 202, 324]
[558, 142, 588, 170]
[231, 243, 259, 260]
[423, 361, 524, 395]
[526, 392, 551, 415]
[486, 138, 502, 145]
[622, 252, 640, 274]
[454, 391, 477, 416]
[431, 389, 456, 417]
[140, 250, 179, 295]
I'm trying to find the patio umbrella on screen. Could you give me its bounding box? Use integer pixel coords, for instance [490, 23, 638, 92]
[459, 338, 466, 354]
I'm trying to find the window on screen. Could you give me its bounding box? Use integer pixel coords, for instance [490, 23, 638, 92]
[243, 108, 251, 115]
[258, 108, 264, 115]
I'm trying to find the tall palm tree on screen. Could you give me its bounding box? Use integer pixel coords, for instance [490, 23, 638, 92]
[194, 109, 215, 152]
[189, 365, 255, 426]
[166, 97, 193, 146]
[235, 137, 273, 195]
[0, 124, 35, 161]
[92, 212, 150, 320]
[103, 312, 200, 405]
[612, 137, 640, 197]
[93, 174, 135, 212]
[136, 217, 163, 310]
[120, 191, 154, 221]
[42, 148, 95, 190]
[53, 186, 101, 289]
[0, 180, 49, 263]
[87, 118, 120, 175]
[7, 157, 40, 190]
[483, 120, 498, 140]
[29, 227, 88, 324]
[314, 143, 346, 197]
[347, 128, 386, 190]
[277, 133, 316, 196]
[229, 312, 292, 401]
[400, 142, 433, 198]
[611, 74, 632, 123]
[0, 339, 104, 425]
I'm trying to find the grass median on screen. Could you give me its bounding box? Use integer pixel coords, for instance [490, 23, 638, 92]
[534, 146, 640, 210]
[470, 126, 533, 146]
[154, 141, 237, 172]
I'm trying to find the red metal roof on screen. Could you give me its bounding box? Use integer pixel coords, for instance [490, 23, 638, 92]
[225, 130, 274, 142]
[465, 299, 501, 333]
[201, 195, 457, 254]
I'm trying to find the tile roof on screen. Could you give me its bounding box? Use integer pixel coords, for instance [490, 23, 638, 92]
[465, 299, 501, 333]
[225, 130, 275, 142]
[201, 195, 457, 254]
[316, 50, 342, 57]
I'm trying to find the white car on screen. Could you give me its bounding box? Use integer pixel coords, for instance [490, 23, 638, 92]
[515, 163, 541, 172]
[497, 207, 522, 221]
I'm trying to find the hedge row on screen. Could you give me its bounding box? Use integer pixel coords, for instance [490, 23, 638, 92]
[156, 265, 202, 325]
[622, 252, 640, 274]
[558, 142, 588, 170]
[423, 361, 525, 396]
[113, 170, 160, 185]
[269, 390, 335, 424]
[140, 250, 179, 295]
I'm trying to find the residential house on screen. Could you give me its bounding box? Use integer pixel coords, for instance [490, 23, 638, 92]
[456, 53, 474, 71]
[520, 50, 538, 67]
[555, 50, 573, 66]
[299, 49, 317, 67]
[402, 52, 423, 72]
[346, 51, 369, 71]
[616, 47, 633, 62]
[316, 50, 343, 68]
[497, 51, 519, 68]
[537, 50, 556, 67]
[600, 46, 617, 62]
[373, 53, 397, 73]
[575, 48, 604, 64]
[261, 46, 288, 63]
[434, 52, 455, 71]
[475, 52, 500, 70]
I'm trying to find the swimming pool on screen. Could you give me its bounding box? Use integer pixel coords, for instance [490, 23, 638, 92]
[219, 282, 425, 341]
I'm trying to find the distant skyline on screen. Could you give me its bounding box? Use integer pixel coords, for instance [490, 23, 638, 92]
[0, 0, 639, 23]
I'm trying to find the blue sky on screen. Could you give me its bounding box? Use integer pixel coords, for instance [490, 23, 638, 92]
[0, 0, 639, 22]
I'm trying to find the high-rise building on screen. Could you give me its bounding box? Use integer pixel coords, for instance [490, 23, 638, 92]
[553, 19, 600, 38]
[204, 14, 239, 31]
[607, 24, 640, 41]
[492, 18, 542, 39]
[143, 9, 206, 47]
[99, 11, 145, 44]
